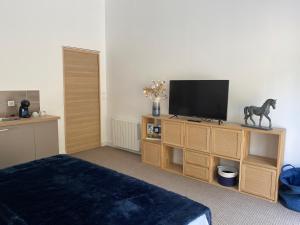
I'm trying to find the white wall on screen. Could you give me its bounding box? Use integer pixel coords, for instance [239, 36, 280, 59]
[0, 0, 107, 152]
[106, 0, 300, 165]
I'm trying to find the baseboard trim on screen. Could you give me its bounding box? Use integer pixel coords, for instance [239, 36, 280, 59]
[105, 143, 141, 155]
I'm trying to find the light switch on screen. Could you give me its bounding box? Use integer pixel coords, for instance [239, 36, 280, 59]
[7, 100, 15, 107]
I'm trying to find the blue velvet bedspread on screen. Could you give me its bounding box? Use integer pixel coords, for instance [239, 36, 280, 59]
[0, 155, 211, 225]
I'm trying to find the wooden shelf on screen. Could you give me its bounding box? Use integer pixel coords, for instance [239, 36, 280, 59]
[211, 153, 241, 162]
[164, 163, 183, 175]
[242, 127, 286, 135]
[0, 115, 60, 128]
[143, 138, 161, 144]
[211, 179, 239, 192]
[243, 155, 277, 169]
[142, 114, 286, 134]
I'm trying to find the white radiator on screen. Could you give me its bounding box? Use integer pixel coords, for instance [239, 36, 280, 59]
[111, 119, 140, 153]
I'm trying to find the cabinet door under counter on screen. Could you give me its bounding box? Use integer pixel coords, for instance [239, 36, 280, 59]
[0, 125, 36, 169]
[0, 116, 59, 169]
[34, 121, 59, 159]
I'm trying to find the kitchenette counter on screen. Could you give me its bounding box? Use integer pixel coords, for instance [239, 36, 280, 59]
[0, 115, 60, 128]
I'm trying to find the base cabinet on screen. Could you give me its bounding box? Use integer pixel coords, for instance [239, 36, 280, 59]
[241, 164, 276, 200]
[0, 119, 59, 169]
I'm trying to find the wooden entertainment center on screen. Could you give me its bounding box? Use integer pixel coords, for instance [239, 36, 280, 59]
[141, 115, 286, 202]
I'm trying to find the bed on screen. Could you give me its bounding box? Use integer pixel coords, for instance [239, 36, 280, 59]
[0, 155, 211, 225]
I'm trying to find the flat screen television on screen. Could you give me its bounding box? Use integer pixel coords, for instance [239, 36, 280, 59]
[169, 80, 229, 121]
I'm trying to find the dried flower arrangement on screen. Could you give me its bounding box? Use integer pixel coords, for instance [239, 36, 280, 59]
[143, 80, 167, 101]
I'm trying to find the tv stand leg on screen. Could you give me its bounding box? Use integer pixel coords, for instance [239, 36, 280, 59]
[218, 120, 223, 125]
[169, 115, 178, 119]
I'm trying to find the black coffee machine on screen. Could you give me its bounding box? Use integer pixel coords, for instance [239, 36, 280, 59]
[19, 100, 31, 118]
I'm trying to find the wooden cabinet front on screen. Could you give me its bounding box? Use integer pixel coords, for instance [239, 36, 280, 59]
[142, 141, 161, 167]
[241, 164, 276, 200]
[185, 150, 209, 168]
[185, 123, 210, 153]
[184, 163, 209, 181]
[211, 128, 242, 159]
[162, 120, 184, 147]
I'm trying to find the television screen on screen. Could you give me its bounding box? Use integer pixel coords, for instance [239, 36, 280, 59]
[169, 80, 229, 121]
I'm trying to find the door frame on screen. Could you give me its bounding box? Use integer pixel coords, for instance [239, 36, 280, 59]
[62, 46, 101, 153]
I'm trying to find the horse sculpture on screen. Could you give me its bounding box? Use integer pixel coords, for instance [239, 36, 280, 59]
[244, 99, 276, 129]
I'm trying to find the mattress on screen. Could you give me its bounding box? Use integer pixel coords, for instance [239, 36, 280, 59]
[0, 155, 211, 225]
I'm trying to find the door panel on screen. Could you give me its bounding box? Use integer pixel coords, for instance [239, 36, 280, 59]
[142, 141, 161, 167]
[0, 125, 35, 169]
[211, 128, 242, 159]
[185, 150, 210, 168]
[64, 48, 101, 153]
[34, 121, 59, 159]
[185, 123, 210, 153]
[184, 163, 209, 181]
[162, 120, 184, 147]
[241, 164, 276, 200]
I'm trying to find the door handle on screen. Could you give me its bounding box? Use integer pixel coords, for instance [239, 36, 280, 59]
[0, 129, 8, 132]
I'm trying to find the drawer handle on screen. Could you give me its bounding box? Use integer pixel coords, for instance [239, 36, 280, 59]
[0, 129, 8, 132]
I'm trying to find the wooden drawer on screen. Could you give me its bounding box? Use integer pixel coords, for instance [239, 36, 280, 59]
[185, 150, 209, 168]
[241, 164, 276, 200]
[162, 120, 184, 147]
[184, 163, 209, 181]
[185, 123, 210, 153]
[211, 128, 242, 159]
[142, 141, 161, 167]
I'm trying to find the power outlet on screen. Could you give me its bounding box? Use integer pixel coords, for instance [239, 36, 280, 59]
[7, 100, 15, 107]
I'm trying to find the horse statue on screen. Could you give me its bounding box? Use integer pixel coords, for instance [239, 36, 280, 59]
[244, 99, 276, 129]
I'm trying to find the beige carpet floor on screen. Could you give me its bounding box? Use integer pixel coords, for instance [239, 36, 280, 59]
[73, 146, 300, 225]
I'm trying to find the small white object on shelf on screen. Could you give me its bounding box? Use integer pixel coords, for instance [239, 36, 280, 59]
[32, 112, 39, 118]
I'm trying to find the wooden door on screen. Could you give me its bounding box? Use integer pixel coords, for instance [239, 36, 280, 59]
[63, 47, 101, 153]
[142, 141, 161, 167]
[162, 120, 184, 147]
[211, 128, 242, 159]
[241, 164, 276, 200]
[185, 123, 210, 153]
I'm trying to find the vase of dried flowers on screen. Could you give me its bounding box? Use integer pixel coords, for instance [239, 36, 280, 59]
[143, 80, 167, 117]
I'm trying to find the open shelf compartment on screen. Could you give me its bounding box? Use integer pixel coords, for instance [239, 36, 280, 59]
[242, 130, 282, 169]
[142, 116, 162, 142]
[243, 154, 277, 169]
[162, 145, 183, 175]
[210, 156, 240, 192]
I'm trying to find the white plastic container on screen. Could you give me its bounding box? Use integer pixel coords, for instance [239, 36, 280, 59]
[217, 166, 238, 186]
